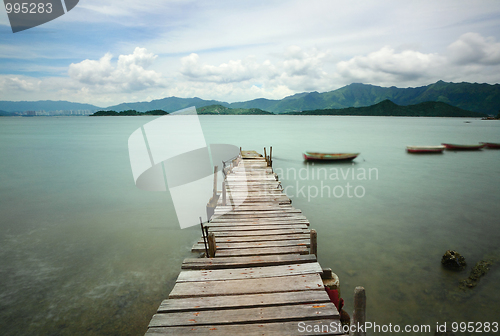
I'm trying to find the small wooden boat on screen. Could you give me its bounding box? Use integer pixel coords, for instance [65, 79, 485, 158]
[441, 143, 485, 150]
[480, 142, 500, 149]
[406, 145, 445, 153]
[303, 152, 359, 161]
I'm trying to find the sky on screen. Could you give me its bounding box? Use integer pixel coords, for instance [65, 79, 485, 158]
[0, 0, 500, 107]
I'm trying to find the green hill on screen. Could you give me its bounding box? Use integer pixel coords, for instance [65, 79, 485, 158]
[196, 105, 273, 115]
[229, 81, 500, 114]
[286, 100, 487, 117]
[90, 109, 168, 116]
[105, 97, 228, 113]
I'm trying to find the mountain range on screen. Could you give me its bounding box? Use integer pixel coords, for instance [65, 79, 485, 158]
[1, 81, 499, 115]
[286, 100, 487, 117]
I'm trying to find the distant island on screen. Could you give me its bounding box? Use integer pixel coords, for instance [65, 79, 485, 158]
[197, 105, 273, 115]
[90, 109, 168, 116]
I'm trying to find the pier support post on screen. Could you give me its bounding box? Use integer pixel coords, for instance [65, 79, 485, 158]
[350, 287, 366, 336]
[269, 146, 272, 167]
[208, 232, 217, 258]
[264, 147, 267, 165]
[321, 268, 340, 292]
[212, 166, 218, 199]
[310, 229, 317, 257]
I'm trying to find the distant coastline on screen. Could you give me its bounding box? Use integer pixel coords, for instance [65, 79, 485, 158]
[2, 81, 500, 117]
[87, 101, 492, 118]
[89, 109, 167, 116]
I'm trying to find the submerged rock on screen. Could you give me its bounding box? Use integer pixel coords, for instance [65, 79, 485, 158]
[459, 260, 492, 289]
[441, 250, 466, 270]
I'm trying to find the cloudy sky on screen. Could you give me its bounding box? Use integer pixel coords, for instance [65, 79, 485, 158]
[1, 0, 499, 107]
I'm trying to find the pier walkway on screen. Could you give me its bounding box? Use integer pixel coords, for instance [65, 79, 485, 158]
[145, 150, 346, 335]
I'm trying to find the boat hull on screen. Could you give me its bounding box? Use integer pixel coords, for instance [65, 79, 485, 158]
[303, 152, 359, 161]
[406, 146, 445, 153]
[481, 142, 500, 149]
[441, 143, 485, 150]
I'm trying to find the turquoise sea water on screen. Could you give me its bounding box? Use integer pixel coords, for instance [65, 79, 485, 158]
[0, 116, 499, 335]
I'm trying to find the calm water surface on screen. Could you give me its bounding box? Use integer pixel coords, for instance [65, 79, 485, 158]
[0, 116, 499, 335]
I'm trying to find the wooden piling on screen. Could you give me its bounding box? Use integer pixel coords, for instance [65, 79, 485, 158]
[350, 286, 366, 336]
[212, 166, 218, 198]
[269, 146, 273, 167]
[208, 232, 217, 258]
[310, 229, 317, 257]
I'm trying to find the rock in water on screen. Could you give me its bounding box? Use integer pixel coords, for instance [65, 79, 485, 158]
[441, 250, 466, 270]
[459, 260, 492, 289]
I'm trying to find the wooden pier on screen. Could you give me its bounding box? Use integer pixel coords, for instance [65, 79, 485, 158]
[145, 150, 350, 335]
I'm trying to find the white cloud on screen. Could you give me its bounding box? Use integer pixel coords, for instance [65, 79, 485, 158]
[178, 46, 332, 94]
[448, 32, 500, 66]
[0, 76, 41, 92]
[336, 47, 445, 86]
[68, 47, 164, 92]
[2, 32, 500, 107]
[180, 53, 270, 83]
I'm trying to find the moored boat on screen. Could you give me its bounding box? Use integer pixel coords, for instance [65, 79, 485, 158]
[480, 142, 500, 149]
[406, 145, 445, 153]
[441, 143, 485, 150]
[303, 152, 359, 161]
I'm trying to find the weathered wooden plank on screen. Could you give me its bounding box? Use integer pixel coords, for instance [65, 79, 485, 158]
[177, 263, 322, 282]
[211, 229, 309, 237]
[181, 254, 317, 270]
[225, 191, 285, 196]
[157, 289, 327, 312]
[216, 210, 301, 214]
[226, 177, 277, 181]
[208, 214, 308, 220]
[219, 197, 292, 207]
[213, 211, 302, 217]
[221, 199, 292, 206]
[191, 239, 310, 252]
[209, 221, 308, 227]
[197, 233, 310, 244]
[213, 214, 305, 220]
[207, 225, 309, 231]
[207, 220, 309, 227]
[214, 246, 309, 257]
[146, 319, 345, 335]
[214, 205, 294, 211]
[149, 302, 339, 327]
